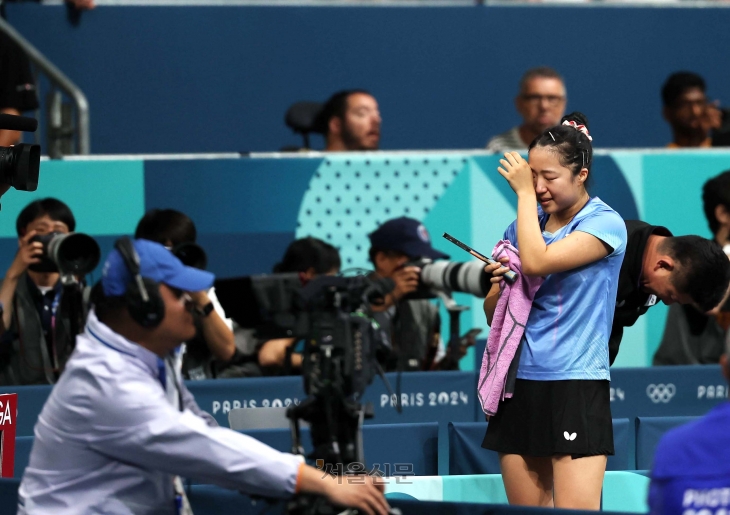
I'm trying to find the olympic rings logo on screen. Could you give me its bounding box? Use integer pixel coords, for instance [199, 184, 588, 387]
[646, 383, 676, 403]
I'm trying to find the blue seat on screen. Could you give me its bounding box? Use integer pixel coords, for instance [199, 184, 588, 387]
[448, 419, 632, 474]
[635, 416, 697, 470]
[13, 436, 34, 479]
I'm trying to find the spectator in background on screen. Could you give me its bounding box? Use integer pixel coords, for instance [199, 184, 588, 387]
[0, 31, 38, 147]
[135, 208, 236, 379]
[652, 170, 730, 365]
[316, 90, 381, 151]
[257, 237, 341, 375]
[662, 71, 727, 148]
[486, 67, 566, 152]
[0, 198, 83, 385]
[648, 336, 730, 515]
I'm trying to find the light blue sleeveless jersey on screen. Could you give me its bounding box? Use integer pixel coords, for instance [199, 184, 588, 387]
[502, 197, 627, 381]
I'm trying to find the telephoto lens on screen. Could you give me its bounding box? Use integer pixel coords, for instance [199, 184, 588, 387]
[29, 232, 101, 275]
[419, 259, 492, 297]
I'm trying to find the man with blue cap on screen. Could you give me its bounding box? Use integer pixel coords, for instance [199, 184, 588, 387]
[18, 239, 389, 515]
[368, 217, 449, 372]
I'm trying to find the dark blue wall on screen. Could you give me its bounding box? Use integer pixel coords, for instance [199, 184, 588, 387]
[6, 4, 730, 153]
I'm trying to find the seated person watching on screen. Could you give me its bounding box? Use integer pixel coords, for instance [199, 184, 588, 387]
[134, 208, 235, 379]
[662, 71, 728, 148]
[486, 67, 567, 152]
[18, 239, 389, 515]
[0, 198, 84, 385]
[257, 237, 341, 375]
[315, 90, 381, 151]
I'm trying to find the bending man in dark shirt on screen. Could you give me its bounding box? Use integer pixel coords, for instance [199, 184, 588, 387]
[610, 220, 730, 365]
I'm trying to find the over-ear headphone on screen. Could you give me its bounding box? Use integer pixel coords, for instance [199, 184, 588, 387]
[114, 237, 166, 328]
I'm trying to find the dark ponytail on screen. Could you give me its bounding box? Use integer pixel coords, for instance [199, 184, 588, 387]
[529, 111, 594, 180]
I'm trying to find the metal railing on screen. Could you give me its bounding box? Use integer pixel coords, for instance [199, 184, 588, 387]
[0, 16, 90, 156]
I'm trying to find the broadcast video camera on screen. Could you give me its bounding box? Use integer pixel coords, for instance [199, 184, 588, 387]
[216, 272, 397, 514]
[0, 113, 41, 192]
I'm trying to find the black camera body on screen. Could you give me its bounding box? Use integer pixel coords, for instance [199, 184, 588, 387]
[296, 275, 392, 399]
[29, 231, 101, 276]
[0, 113, 41, 191]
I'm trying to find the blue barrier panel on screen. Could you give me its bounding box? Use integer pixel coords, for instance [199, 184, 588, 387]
[0, 371, 474, 436]
[239, 422, 438, 477]
[610, 366, 726, 419]
[635, 416, 698, 471]
[186, 376, 305, 428]
[12, 423, 438, 480]
[471, 363, 726, 422]
[448, 419, 631, 475]
[187, 371, 476, 428]
[2, 366, 721, 436]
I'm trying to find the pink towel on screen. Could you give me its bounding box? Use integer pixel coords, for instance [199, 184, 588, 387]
[478, 240, 544, 416]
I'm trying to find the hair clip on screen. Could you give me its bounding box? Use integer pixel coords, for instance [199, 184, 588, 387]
[562, 120, 593, 141]
[549, 132, 556, 142]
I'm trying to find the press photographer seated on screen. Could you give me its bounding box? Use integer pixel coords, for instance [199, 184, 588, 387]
[368, 217, 451, 372]
[257, 237, 340, 375]
[134, 208, 235, 380]
[0, 198, 84, 385]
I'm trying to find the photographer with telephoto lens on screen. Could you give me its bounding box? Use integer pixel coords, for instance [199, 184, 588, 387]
[0, 198, 100, 385]
[368, 217, 451, 372]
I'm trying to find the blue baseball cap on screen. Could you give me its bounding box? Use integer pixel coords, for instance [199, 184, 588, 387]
[368, 217, 449, 260]
[102, 239, 214, 296]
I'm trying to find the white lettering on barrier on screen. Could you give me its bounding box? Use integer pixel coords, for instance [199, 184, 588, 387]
[609, 388, 625, 402]
[210, 398, 300, 415]
[698, 385, 727, 400]
[379, 391, 468, 408]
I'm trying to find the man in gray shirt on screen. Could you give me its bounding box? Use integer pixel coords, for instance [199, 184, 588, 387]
[18, 238, 388, 515]
[486, 67, 567, 152]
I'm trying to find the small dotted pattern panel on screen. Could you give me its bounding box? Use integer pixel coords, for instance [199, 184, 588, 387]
[296, 155, 469, 270]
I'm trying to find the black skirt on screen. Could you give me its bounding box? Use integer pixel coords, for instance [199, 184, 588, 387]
[481, 378, 614, 459]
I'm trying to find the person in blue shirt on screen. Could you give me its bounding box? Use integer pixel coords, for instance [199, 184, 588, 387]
[649, 337, 730, 515]
[18, 239, 389, 515]
[482, 112, 627, 510]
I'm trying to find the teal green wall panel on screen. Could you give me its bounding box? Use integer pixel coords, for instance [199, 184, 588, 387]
[643, 153, 730, 239]
[0, 160, 145, 238]
[0, 151, 720, 369]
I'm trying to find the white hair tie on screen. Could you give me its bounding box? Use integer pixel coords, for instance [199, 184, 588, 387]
[562, 120, 593, 141]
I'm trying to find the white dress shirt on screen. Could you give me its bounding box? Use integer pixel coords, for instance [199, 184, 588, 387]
[18, 310, 302, 515]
